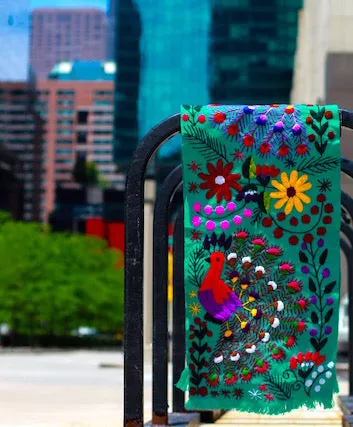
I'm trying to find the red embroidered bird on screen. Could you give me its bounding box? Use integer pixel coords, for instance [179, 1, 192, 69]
[199, 251, 242, 323]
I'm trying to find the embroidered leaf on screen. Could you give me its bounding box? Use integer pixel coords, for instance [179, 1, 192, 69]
[318, 338, 328, 351]
[210, 232, 217, 247]
[198, 357, 206, 368]
[325, 308, 333, 323]
[321, 141, 328, 154]
[198, 343, 208, 355]
[310, 110, 319, 120]
[224, 236, 232, 251]
[187, 245, 206, 288]
[264, 374, 292, 401]
[190, 376, 201, 386]
[319, 122, 328, 135]
[324, 281, 336, 294]
[190, 353, 198, 365]
[182, 104, 190, 111]
[312, 124, 321, 135]
[218, 232, 226, 247]
[242, 156, 252, 179]
[318, 107, 326, 120]
[297, 156, 340, 175]
[315, 141, 322, 155]
[311, 311, 319, 324]
[192, 341, 200, 352]
[319, 249, 328, 265]
[194, 105, 202, 112]
[264, 192, 271, 213]
[249, 157, 256, 179]
[299, 251, 308, 263]
[311, 337, 319, 351]
[185, 126, 229, 162]
[308, 278, 317, 292]
[203, 236, 210, 251]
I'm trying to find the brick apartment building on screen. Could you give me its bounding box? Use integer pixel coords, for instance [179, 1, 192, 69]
[30, 8, 107, 79]
[0, 60, 123, 222]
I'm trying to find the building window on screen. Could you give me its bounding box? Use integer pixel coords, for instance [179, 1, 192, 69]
[57, 129, 73, 136]
[94, 90, 113, 96]
[57, 99, 74, 106]
[57, 110, 74, 116]
[77, 111, 88, 124]
[57, 89, 75, 95]
[93, 100, 112, 106]
[55, 159, 73, 165]
[57, 119, 73, 126]
[56, 149, 72, 155]
[77, 132, 87, 144]
[56, 139, 72, 145]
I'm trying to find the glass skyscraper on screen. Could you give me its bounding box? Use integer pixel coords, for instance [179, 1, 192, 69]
[113, 0, 303, 166]
[209, 0, 303, 104]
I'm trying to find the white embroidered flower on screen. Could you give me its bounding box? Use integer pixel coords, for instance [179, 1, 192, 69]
[214, 354, 223, 364]
[327, 361, 334, 369]
[261, 332, 270, 342]
[230, 351, 240, 362]
[255, 266, 265, 274]
[227, 253, 237, 261]
[242, 256, 251, 264]
[249, 389, 262, 400]
[275, 300, 284, 311]
[245, 345, 256, 354]
[270, 317, 280, 328]
[267, 280, 277, 290]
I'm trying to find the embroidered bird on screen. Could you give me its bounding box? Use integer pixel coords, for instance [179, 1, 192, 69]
[198, 251, 242, 324]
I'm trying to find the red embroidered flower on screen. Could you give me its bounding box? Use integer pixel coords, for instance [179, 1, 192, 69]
[256, 164, 280, 178]
[188, 161, 200, 173]
[259, 384, 267, 392]
[225, 373, 238, 385]
[271, 347, 285, 360]
[287, 280, 302, 293]
[207, 374, 219, 387]
[198, 114, 206, 124]
[228, 123, 239, 136]
[243, 134, 254, 147]
[255, 360, 269, 374]
[188, 182, 198, 194]
[278, 144, 289, 157]
[260, 142, 270, 154]
[213, 111, 226, 124]
[290, 351, 326, 370]
[198, 159, 242, 202]
[233, 151, 244, 161]
[296, 144, 307, 155]
[265, 393, 275, 402]
[241, 368, 252, 381]
[191, 230, 202, 241]
[285, 335, 296, 348]
[236, 230, 248, 240]
[182, 114, 189, 122]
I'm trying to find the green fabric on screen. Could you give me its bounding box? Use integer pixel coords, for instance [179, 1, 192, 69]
[179, 104, 341, 414]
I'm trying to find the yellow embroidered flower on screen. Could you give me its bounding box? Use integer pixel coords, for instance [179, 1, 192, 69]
[189, 290, 198, 299]
[270, 170, 312, 215]
[189, 302, 201, 316]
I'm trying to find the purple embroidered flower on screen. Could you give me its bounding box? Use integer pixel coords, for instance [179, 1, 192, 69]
[310, 328, 318, 337]
[273, 121, 284, 133]
[301, 242, 307, 250]
[326, 297, 334, 305]
[192, 216, 202, 228]
[325, 326, 332, 335]
[256, 114, 267, 125]
[244, 106, 255, 114]
[301, 266, 310, 274]
[292, 124, 302, 135]
[322, 268, 330, 278]
[310, 295, 317, 304]
[318, 238, 324, 248]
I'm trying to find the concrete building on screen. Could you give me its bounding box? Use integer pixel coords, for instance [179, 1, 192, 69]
[106, 0, 116, 60]
[29, 8, 107, 79]
[0, 82, 43, 220]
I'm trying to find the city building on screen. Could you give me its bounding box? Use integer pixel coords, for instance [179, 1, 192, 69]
[106, 0, 116, 60]
[29, 8, 107, 79]
[113, 0, 211, 167]
[36, 60, 122, 222]
[0, 82, 43, 221]
[209, 0, 303, 105]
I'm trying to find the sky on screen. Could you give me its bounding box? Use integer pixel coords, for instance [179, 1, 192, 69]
[0, 0, 108, 81]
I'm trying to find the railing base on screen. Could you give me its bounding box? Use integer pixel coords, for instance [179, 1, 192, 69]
[145, 412, 200, 426]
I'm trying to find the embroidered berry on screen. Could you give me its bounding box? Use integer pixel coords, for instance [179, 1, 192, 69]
[302, 214, 311, 224]
[228, 123, 239, 135]
[306, 116, 313, 124]
[297, 320, 306, 332]
[190, 387, 197, 396]
[199, 387, 208, 397]
[277, 212, 286, 221]
[243, 134, 254, 147]
[289, 236, 298, 245]
[290, 217, 298, 226]
[201, 321, 207, 328]
[317, 194, 326, 202]
[189, 334, 195, 339]
[262, 217, 272, 227]
[303, 234, 313, 243]
[194, 317, 201, 325]
[317, 227, 326, 235]
[308, 134, 316, 142]
[285, 105, 294, 114]
[311, 205, 319, 214]
[189, 348, 195, 354]
[214, 111, 226, 123]
[278, 144, 289, 157]
[325, 110, 333, 119]
[325, 203, 333, 213]
[323, 216, 332, 225]
[182, 114, 189, 122]
[198, 114, 206, 124]
[274, 228, 283, 238]
[328, 131, 335, 139]
[207, 347, 211, 352]
[206, 330, 212, 337]
[189, 325, 195, 331]
[189, 364, 195, 371]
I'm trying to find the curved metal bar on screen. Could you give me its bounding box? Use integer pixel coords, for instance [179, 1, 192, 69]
[152, 166, 182, 425]
[341, 109, 353, 130]
[172, 207, 185, 413]
[124, 114, 180, 426]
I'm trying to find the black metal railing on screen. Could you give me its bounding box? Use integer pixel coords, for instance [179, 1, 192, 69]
[124, 110, 353, 426]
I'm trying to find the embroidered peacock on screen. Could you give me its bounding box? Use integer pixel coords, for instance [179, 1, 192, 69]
[198, 231, 308, 384]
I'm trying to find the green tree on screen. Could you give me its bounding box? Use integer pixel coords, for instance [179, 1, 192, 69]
[72, 158, 100, 185]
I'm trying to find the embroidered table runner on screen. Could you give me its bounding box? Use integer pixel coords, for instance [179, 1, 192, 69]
[179, 104, 341, 414]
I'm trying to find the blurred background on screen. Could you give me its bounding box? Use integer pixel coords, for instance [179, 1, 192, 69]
[0, 0, 353, 424]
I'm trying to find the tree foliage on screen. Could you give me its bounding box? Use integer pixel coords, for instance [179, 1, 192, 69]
[72, 158, 100, 185]
[0, 217, 123, 337]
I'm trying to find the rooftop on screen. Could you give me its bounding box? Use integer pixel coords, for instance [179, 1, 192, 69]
[48, 61, 116, 81]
